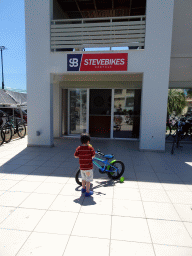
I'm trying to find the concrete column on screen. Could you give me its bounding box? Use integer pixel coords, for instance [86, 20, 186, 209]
[139, 0, 175, 151]
[25, 0, 53, 146]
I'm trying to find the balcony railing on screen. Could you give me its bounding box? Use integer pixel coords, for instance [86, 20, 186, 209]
[51, 15, 146, 51]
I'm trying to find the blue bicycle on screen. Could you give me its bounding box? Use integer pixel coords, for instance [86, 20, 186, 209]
[75, 149, 125, 186]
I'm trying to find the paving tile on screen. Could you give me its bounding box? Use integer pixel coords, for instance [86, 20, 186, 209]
[161, 183, 191, 192]
[140, 189, 171, 203]
[114, 180, 139, 189]
[134, 165, 155, 173]
[80, 197, 113, 215]
[41, 161, 63, 167]
[20, 193, 57, 210]
[155, 173, 182, 182]
[0, 208, 46, 231]
[138, 181, 164, 190]
[112, 199, 145, 218]
[166, 191, 192, 204]
[0, 179, 19, 190]
[31, 166, 55, 175]
[72, 213, 111, 239]
[10, 181, 42, 193]
[111, 216, 151, 243]
[114, 187, 141, 201]
[0, 206, 16, 223]
[147, 219, 192, 246]
[121, 170, 137, 180]
[17, 232, 69, 256]
[22, 174, 49, 182]
[52, 167, 75, 176]
[34, 211, 78, 235]
[34, 182, 64, 195]
[136, 172, 159, 182]
[93, 185, 114, 199]
[24, 160, 46, 166]
[0, 164, 22, 173]
[60, 184, 84, 197]
[3, 173, 27, 181]
[143, 201, 181, 221]
[0, 229, 30, 256]
[44, 176, 70, 183]
[7, 159, 30, 165]
[64, 236, 110, 256]
[50, 194, 84, 212]
[110, 240, 155, 256]
[0, 191, 30, 207]
[154, 244, 192, 256]
[183, 222, 192, 238]
[173, 204, 192, 222]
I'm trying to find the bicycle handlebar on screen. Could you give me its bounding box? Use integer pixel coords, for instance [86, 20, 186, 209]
[95, 149, 105, 156]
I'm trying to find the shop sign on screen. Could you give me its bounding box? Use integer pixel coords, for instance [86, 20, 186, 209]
[67, 53, 128, 72]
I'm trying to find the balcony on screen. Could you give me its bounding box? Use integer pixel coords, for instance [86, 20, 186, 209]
[51, 15, 146, 52]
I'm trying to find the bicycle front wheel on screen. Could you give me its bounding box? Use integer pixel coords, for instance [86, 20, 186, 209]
[75, 169, 82, 186]
[2, 125, 12, 143]
[17, 123, 26, 138]
[108, 160, 125, 180]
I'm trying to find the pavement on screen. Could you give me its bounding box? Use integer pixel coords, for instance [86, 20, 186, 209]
[0, 136, 192, 256]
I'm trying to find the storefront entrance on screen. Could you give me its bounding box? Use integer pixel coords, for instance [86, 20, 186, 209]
[63, 88, 141, 139]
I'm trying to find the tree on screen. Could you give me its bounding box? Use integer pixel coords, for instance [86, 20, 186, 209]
[167, 89, 186, 116]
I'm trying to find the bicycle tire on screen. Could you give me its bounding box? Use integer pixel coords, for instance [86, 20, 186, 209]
[17, 122, 26, 138]
[1, 124, 12, 143]
[107, 160, 125, 180]
[171, 140, 175, 154]
[75, 169, 82, 186]
[0, 128, 5, 145]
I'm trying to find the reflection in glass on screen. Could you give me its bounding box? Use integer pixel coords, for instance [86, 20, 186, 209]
[69, 89, 87, 134]
[113, 89, 141, 138]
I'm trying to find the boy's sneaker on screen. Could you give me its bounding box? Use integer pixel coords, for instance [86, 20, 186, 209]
[85, 191, 93, 197]
[81, 188, 86, 193]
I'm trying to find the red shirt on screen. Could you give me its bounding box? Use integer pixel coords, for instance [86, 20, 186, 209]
[74, 145, 95, 170]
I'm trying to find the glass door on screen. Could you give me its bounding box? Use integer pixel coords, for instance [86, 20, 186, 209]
[113, 89, 141, 138]
[68, 89, 87, 134]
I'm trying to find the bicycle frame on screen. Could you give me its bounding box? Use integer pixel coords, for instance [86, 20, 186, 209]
[92, 156, 117, 172]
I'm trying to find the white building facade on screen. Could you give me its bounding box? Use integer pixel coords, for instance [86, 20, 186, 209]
[25, 0, 192, 151]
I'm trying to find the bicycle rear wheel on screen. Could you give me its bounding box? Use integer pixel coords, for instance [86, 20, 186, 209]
[17, 122, 26, 138]
[75, 169, 82, 186]
[0, 128, 5, 145]
[2, 125, 12, 143]
[107, 160, 125, 180]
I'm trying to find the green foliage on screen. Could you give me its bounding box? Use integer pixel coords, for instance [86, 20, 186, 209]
[167, 89, 186, 116]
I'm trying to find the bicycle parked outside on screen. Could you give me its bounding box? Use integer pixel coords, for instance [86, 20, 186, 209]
[1, 115, 26, 144]
[171, 119, 186, 154]
[75, 149, 125, 186]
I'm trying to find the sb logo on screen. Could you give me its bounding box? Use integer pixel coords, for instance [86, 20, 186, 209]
[69, 58, 78, 67]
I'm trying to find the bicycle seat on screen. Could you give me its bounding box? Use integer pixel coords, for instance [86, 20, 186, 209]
[104, 154, 114, 159]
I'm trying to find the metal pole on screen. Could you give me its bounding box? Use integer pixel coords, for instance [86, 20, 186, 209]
[0, 46, 5, 90]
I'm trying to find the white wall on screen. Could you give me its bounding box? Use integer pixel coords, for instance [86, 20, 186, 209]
[25, 0, 53, 146]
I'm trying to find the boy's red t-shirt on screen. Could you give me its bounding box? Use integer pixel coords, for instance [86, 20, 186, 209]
[74, 145, 95, 170]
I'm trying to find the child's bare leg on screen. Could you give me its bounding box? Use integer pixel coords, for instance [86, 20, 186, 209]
[86, 181, 90, 193]
[82, 180, 86, 189]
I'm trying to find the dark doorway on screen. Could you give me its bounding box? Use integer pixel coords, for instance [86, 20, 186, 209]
[89, 89, 111, 138]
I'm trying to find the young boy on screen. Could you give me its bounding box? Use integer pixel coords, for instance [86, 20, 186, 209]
[74, 133, 95, 197]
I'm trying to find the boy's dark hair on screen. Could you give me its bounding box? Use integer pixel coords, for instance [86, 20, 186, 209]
[80, 133, 90, 144]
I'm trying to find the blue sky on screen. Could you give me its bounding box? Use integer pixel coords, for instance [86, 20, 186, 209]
[0, 0, 26, 92]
